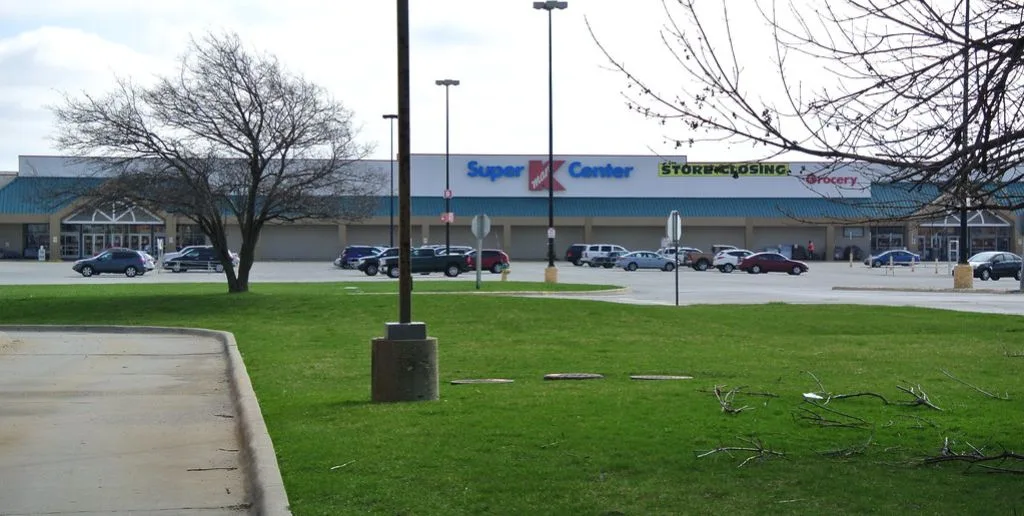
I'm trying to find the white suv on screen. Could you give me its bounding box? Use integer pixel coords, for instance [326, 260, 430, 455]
[581, 244, 628, 267]
[713, 248, 754, 273]
[658, 246, 700, 265]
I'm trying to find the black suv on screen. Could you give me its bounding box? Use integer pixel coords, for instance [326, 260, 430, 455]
[564, 244, 586, 266]
[334, 245, 384, 269]
[358, 247, 399, 276]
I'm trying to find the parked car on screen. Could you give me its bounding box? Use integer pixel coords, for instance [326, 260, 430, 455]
[465, 249, 511, 273]
[864, 249, 921, 268]
[591, 251, 626, 269]
[657, 246, 700, 265]
[580, 244, 629, 267]
[334, 245, 385, 269]
[685, 244, 740, 271]
[163, 246, 230, 273]
[72, 248, 148, 278]
[738, 252, 809, 275]
[380, 247, 469, 278]
[565, 244, 587, 266]
[164, 245, 240, 266]
[614, 251, 676, 272]
[713, 248, 755, 273]
[964, 251, 1023, 281]
[357, 247, 399, 276]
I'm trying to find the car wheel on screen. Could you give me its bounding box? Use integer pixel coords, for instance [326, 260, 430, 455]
[173, 262, 183, 273]
[751, 265, 762, 274]
[694, 260, 709, 271]
[587, 262, 598, 268]
[572, 259, 582, 267]
[490, 262, 504, 274]
[81, 265, 94, 277]
[790, 265, 802, 276]
[365, 264, 379, 276]
[991, 275, 1000, 281]
[124, 266, 137, 278]
[722, 263, 734, 273]
[662, 262, 675, 272]
[980, 269, 991, 281]
[626, 262, 638, 271]
[215, 264, 224, 273]
[444, 264, 461, 277]
[872, 260, 882, 268]
[387, 265, 400, 278]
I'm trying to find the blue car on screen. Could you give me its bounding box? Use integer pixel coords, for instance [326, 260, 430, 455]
[334, 245, 385, 269]
[72, 248, 148, 278]
[865, 249, 921, 268]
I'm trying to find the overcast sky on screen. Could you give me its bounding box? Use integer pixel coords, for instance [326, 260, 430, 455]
[0, 1, 778, 172]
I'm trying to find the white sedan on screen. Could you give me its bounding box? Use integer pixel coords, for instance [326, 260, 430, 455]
[713, 249, 755, 273]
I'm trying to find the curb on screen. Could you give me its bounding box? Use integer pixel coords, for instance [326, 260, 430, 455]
[832, 286, 1024, 294]
[0, 324, 292, 516]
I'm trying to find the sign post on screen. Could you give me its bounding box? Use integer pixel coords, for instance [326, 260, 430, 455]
[471, 214, 492, 290]
[666, 210, 683, 306]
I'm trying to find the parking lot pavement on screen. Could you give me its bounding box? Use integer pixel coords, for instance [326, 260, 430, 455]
[3, 259, 1023, 315]
[0, 330, 247, 515]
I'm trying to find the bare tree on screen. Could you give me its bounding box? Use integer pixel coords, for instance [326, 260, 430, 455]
[51, 32, 381, 292]
[590, 0, 1024, 263]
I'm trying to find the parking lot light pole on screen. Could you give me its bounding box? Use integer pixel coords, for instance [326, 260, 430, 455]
[534, 0, 567, 283]
[383, 114, 398, 248]
[435, 79, 459, 256]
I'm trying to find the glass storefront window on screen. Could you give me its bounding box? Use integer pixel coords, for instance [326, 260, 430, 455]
[177, 224, 206, 249]
[23, 223, 49, 252]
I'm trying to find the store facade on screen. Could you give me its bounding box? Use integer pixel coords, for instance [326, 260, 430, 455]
[0, 154, 1020, 261]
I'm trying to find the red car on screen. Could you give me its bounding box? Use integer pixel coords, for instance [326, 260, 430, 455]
[465, 249, 510, 274]
[738, 252, 809, 275]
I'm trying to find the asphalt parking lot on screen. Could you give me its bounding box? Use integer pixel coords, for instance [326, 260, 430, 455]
[2, 258, 1023, 316]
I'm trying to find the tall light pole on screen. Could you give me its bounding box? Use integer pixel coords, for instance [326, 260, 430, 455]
[435, 78, 459, 256]
[383, 114, 398, 248]
[534, 1, 567, 284]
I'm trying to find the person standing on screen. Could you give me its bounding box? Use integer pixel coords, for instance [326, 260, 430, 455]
[807, 240, 816, 260]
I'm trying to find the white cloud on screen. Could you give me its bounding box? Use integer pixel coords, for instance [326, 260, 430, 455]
[0, 1, 802, 171]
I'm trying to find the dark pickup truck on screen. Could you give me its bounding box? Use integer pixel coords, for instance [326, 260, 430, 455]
[381, 247, 469, 278]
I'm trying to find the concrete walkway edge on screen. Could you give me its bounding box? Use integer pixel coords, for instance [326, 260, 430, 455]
[0, 324, 292, 516]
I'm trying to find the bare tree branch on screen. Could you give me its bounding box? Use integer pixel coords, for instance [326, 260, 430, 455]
[940, 368, 1011, 400]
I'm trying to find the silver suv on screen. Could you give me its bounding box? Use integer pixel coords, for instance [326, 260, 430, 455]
[581, 244, 628, 267]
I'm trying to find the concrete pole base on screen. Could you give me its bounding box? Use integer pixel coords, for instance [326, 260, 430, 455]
[952, 263, 974, 289]
[544, 266, 558, 284]
[371, 337, 438, 402]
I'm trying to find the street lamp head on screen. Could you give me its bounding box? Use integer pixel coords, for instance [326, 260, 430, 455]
[382, 114, 398, 120]
[435, 79, 460, 86]
[533, 1, 568, 10]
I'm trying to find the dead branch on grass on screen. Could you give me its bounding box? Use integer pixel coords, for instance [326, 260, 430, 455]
[1004, 349, 1024, 358]
[802, 371, 891, 405]
[922, 437, 1024, 474]
[713, 385, 752, 414]
[696, 436, 785, 467]
[819, 434, 875, 458]
[796, 401, 871, 429]
[883, 414, 939, 430]
[940, 369, 1011, 400]
[895, 384, 943, 411]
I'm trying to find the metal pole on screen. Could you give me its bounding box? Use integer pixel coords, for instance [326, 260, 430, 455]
[385, 115, 396, 248]
[959, 0, 970, 266]
[546, 8, 555, 269]
[445, 84, 451, 256]
[397, 0, 412, 323]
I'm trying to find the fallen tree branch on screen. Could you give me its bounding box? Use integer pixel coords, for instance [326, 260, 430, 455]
[921, 437, 1024, 474]
[802, 371, 890, 405]
[1002, 349, 1024, 358]
[895, 383, 943, 411]
[940, 369, 1011, 400]
[819, 434, 875, 458]
[713, 385, 752, 414]
[883, 414, 939, 429]
[797, 401, 871, 428]
[696, 436, 785, 467]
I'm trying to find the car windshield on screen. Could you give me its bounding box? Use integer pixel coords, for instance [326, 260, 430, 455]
[969, 252, 1000, 261]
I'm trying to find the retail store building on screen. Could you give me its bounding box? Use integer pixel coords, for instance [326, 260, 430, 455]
[0, 154, 1020, 261]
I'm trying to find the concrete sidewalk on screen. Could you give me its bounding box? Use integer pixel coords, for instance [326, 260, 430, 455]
[0, 327, 289, 516]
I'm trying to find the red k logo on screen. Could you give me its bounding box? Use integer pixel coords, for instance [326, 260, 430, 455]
[528, 160, 566, 192]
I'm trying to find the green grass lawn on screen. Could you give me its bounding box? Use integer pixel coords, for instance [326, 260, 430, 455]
[2, 282, 1023, 515]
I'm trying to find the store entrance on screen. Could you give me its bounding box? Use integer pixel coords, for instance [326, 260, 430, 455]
[82, 234, 106, 256]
